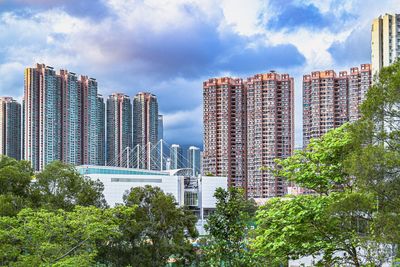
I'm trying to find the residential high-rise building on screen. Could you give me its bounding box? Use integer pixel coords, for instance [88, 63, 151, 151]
[203, 77, 247, 189]
[246, 73, 294, 198]
[303, 64, 372, 147]
[203, 73, 293, 198]
[170, 144, 184, 169]
[349, 65, 372, 122]
[132, 92, 158, 170]
[371, 13, 400, 75]
[158, 114, 163, 141]
[0, 97, 21, 160]
[80, 76, 104, 165]
[187, 146, 201, 176]
[24, 64, 61, 171]
[106, 93, 132, 167]
[24, 63, 106, 170]
[97, 95, 106, 166]
[60, 70, 81, 165]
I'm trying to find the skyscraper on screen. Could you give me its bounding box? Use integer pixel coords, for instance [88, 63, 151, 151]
[187, 146, 201, 176]
[371, 13, 400, 75]
[246, 72, 294, 198]
[60, 70, 81, 165]
[0, 97, 21, 160]
[97, 95, 106, 166]
[203, 72, 293, 198]
[158, 114, 163, 141]
[348, 65, 372, 122]
[303, 64, 372, 147]
[203, 78, 247, 188]
[24, 64, 61, 171]
[170, 144, 184, 169]
[24, 63, 106, 170]
[80, 76, 104, 165]
[132, 92, 158, 170]
[106, 93, 132, 167]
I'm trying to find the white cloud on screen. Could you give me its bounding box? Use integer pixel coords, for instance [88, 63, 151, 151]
[0, 0, 399, 146]
[219, 0, 270, 36]
[163, 105, 202, 129]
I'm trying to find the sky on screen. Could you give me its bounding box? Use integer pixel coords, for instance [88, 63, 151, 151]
[0, 0, 399, 148]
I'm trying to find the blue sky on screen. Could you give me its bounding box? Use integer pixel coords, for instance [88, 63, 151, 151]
[0, 0, 398, 147]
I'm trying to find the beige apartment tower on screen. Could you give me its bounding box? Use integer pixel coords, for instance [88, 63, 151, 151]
[371, 13, 400, 75]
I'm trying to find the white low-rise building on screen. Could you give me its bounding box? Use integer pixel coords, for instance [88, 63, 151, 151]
[76, 165, 227, 233]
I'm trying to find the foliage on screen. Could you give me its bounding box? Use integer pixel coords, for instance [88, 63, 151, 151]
[275, 124, 354, 195]
[31, 161, 108, 211]
[97, 185, 198, 267]
[256, 61, 400, 266]
[345, 59, 400, 249]
[252, 192, 392, 266]
[0, 156, 33, 216]
[0, 206, 120, 267]
[201, 187, 258, 267]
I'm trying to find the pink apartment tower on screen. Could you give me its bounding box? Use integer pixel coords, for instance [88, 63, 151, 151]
[203, 72, 294, 198]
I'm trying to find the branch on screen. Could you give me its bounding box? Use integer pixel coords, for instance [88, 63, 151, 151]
[51, 236, 91, 263]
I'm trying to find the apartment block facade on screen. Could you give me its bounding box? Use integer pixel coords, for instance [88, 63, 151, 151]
[246, 73, 294, 198]
[24, 63, 105, 170]
[170, 144, 184, 169]
[371, 13, 400, 75]
[24, 64, 61, 170]
[303, 64, 372, 147]
[132, 92, 159, 170]
[187, 146, 201, 176]
[203, 77, 247, 189]
[106, 93, 132, 167]
[203, 72, 293, 198]
[0, 97, 21, 160]
[80, 76, 105, 166]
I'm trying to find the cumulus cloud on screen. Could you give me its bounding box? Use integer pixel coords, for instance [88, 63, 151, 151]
[0, 0, 399, 146]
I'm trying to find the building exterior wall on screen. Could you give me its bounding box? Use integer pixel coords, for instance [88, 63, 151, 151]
[371, 13, 400, 75]
[203, 72, 293, 198]
[188, 146, 201, 176]
[0, 97, 21, 160]
[158, 114, 163, 141]
[203, 77, 247, 189]
[24, 64, 61, 170]
[106, 93, 132, 167]
[303, 65, 372, 148]
[60, 70, 81, 165]
[246, 73, 294, 198]
[170, 144, 184, 169]
[80, 76, 101, 165]
[132, 92, 159, 170]
[24, 64, 104, 170]
[97, 95, 106, 166]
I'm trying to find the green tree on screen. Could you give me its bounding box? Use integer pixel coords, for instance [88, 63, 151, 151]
[346, 59, 400, 252]
[98, 185, 198, 267]
[276, 124, 354, 195]
[31, 161, 108, 211]
[0, 206, 120, 266]
[252, 192, 389, 266]
[201, 187, 258, 267]
[254, 124, 394, 266]
[0, 156, 33, 216]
